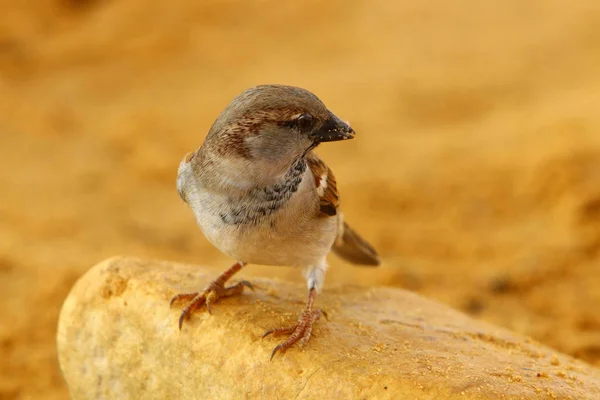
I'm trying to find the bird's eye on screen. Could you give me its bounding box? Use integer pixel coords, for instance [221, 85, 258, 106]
[294, 113, 314, 131]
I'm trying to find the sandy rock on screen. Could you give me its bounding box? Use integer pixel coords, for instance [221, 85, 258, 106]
[57, 257, 600, 399]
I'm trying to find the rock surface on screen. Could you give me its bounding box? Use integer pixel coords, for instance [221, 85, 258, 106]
[57, 257, 600, 399]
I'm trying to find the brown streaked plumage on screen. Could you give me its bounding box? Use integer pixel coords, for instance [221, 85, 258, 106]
[306, 152, 340, 217]
[172, 84, 380, 360]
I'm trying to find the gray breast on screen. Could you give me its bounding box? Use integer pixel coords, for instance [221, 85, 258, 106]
[218, 159, 307, 226]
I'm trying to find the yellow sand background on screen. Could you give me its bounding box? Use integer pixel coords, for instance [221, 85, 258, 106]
[1, 1, 599, 398]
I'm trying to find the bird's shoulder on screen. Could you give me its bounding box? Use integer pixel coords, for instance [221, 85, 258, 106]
[305, 152, 339, 217]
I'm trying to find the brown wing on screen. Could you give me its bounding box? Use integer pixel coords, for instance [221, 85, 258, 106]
[306, 153, 381, 266]
[333, 219, 381, 266]
[306, 152, 339, 217]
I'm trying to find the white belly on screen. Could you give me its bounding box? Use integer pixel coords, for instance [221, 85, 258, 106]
[179, 161, 337, 267]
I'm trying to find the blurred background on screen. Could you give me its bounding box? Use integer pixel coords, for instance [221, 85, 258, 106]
[1, 0, 600, 398]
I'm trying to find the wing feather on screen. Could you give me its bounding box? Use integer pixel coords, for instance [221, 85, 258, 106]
[306, 152, 381, 266]
[306, 153, 339, 217]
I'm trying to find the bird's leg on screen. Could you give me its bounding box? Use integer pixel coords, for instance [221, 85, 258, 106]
[170, 261, 252, 329]
[262, 287, 322, 360]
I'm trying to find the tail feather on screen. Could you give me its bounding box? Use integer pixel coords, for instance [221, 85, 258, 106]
[332, 221, 381, 266]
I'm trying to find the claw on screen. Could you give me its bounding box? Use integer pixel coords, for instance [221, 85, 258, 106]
[205, 303, 212, 315]
[262, 325, 295, 339]
[270, 344, 284, 361]
[178, 312, 186, 331]
[262, 330, 274, 339]
[170, 292, 197, 307]
[263, 307, 322, 360]
[169, 262, 251, 329]
[240, 280, 255, 291]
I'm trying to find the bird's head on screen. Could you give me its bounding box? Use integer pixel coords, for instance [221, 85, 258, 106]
[204, 85, 354, 175]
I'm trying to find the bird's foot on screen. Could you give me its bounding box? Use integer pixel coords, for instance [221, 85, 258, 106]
[262, 306, 322, 360]
[170, 262, 251, 329]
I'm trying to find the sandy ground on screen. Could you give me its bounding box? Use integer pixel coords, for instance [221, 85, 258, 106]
[1, 0, 599, 398]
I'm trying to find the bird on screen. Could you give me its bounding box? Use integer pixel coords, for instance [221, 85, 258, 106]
[171, 84, 380, 360]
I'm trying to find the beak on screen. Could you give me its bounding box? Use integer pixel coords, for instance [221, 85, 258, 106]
[311, 114, 355, 143]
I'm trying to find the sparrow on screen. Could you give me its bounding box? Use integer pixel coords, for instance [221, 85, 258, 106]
[171, 84, 380, 359]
